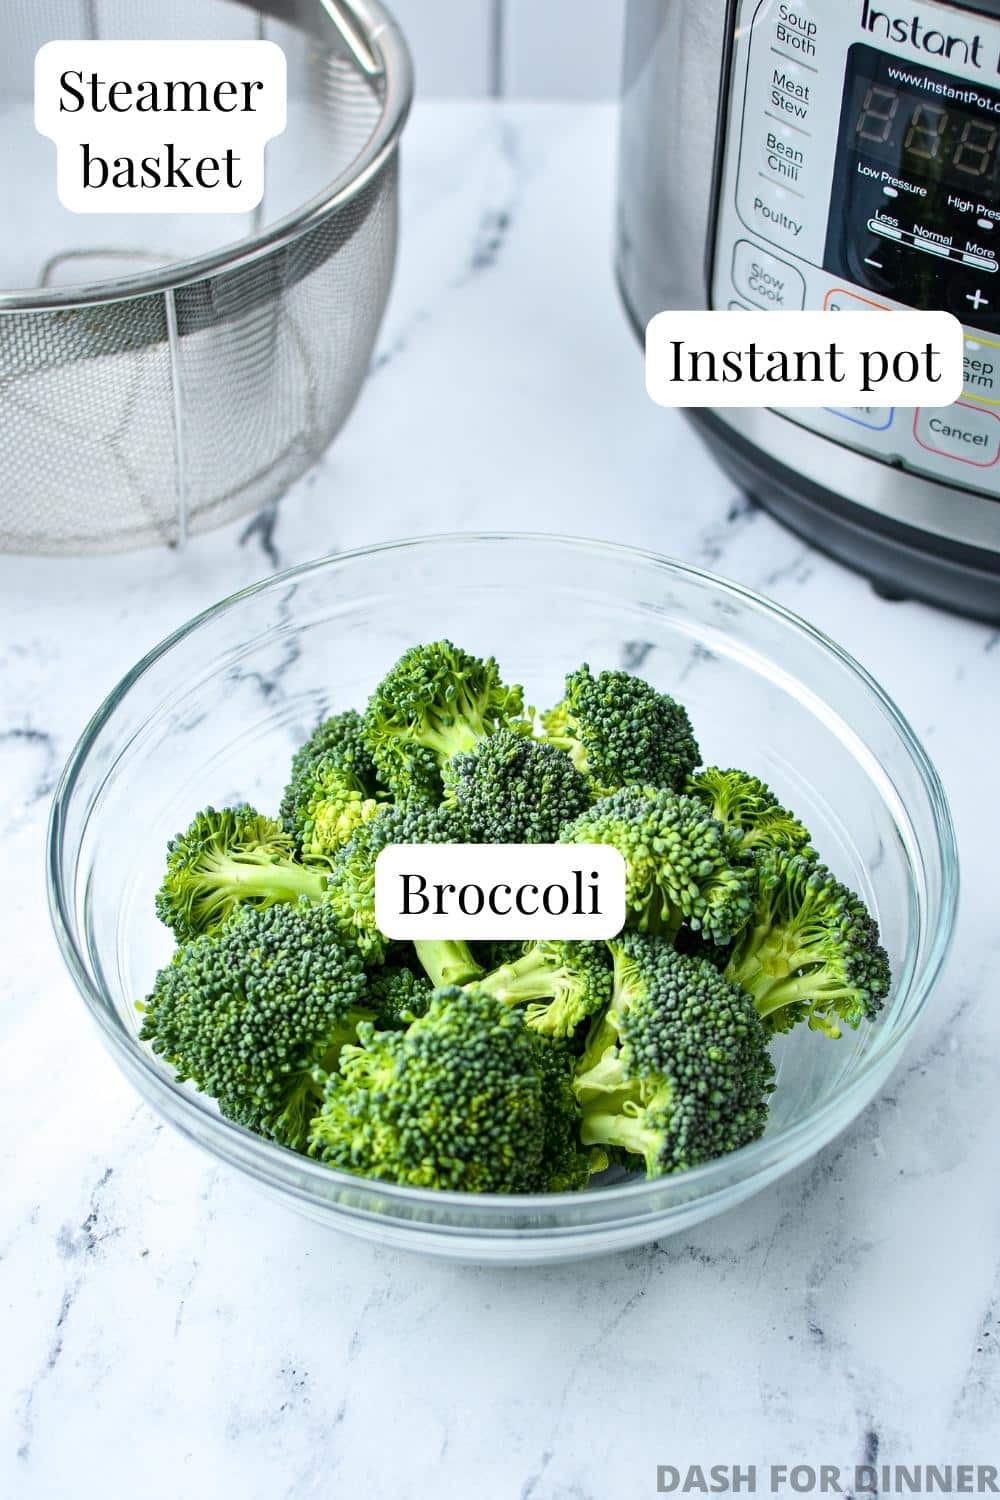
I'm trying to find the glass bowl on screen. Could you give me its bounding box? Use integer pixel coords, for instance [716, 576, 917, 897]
[47, 535, 958, 1264]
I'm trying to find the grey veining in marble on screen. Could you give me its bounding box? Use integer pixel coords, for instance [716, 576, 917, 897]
[2, 102, 998, 1497]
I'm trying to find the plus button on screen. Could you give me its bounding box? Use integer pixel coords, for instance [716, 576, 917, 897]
[966, 288, 990, 312]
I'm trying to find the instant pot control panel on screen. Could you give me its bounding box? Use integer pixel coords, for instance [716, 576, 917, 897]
[711, 0, 1000, 495]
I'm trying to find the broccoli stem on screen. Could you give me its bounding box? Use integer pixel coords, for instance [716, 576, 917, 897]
[540, 726, 589, 778]
[477, 946, 556, 1006]
[729, 932, 828, 1011]
[206, 853, 327, 905]
[419, 721, 482, 763]
[753, 972, 853, 1018]
[578, 1103, 660, 1169]
[572, 1046, 632, 1103]
[414, 939, 483, 988]
[523, 995, 580, 1039]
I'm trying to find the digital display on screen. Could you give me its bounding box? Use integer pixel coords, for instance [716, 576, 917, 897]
[849, 68, 1000, 194]
[824, 46, 1000, 331]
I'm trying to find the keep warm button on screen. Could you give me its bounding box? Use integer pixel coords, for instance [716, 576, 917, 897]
[732, 240, 805, 311]
[914, 402, 1000, 468]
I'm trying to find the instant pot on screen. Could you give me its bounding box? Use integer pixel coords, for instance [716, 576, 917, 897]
[618, 0, 1000, 620]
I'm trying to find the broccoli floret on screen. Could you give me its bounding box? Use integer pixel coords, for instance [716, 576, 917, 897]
[279, 709, 380, 852]
[325, 802, 482, 986]
[155, 806, 326, 941]
[531, 1036, 605, 1190]
[539, 664, 699, 796]
[572, 934, 774, 1177]
[309, 986, 547, 1192]
[443, 729, 591, 844]
[724, 851, 891, 1038]
[302, 777, 382, 861]
[290, 754, 383, 863]
[687, 767, 815, 859]
[562, 786, 753, 945]
[367, 964, 434, 1027]
[476, 940, 613, 1039]
[139, 900, 370, 1150]
[363, 640, 528, 796]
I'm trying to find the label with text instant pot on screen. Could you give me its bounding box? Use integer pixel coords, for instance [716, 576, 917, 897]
[646, 309, 963, 408]
[35, 41, 286, 213]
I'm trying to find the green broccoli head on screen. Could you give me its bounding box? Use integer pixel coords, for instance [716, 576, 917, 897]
[562, 785, 753, 945]
[154, 805, 327, 942]
[443, 729, 591, 844]
[531, 1036, 605, 1191]
[289, 754, 382, 863]
[279, 709, 380, 851]
[367, 964, 434, 1028]
[573, 934, 775, 1177]
[309, 986, 547, 1192]
[363, 639, 528, 796]
[686, 767, 815, 859]
[139, 900, 370, 1150]
[540, 664, 699, 796]
[324, 801, 481, 987]
[725, 851, 891, 1038]
[477, 939, 613, 1039]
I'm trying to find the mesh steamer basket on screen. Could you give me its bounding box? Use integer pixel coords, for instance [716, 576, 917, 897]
[2, 0, 411, 553]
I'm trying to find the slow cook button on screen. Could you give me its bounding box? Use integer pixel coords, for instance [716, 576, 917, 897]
[913, 403, 1000, 468]
[732, 240, 805, 310]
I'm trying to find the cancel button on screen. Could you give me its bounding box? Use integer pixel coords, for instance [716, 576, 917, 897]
[914, 402, 1000, 469]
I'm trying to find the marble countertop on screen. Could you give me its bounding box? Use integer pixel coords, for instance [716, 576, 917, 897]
[3, 102, 998, 1497]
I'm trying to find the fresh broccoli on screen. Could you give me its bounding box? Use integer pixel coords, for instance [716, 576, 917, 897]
[532, 1036, 606, 1190]
[562, 785, 753, 945]
[279, 709, 381, 853]
[325, 801, 482, 986]
[687, 767, 814, 859]
[309, 986, 547, 1192]
[363, 639, 528, 796]
[476, 940, 613, 1039]
[367, 964, 434, 1027]
[444, 729, 591, 843]
[155, 806, 326, 942]
[142, 638, 893, 1198]
[139, 900, 369, 1150]
[539, 664, 699, 796]
[572, 934, 774, 1177]
[724, 851, 891, 1038]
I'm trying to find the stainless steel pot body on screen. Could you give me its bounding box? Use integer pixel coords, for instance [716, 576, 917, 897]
[618, 0, 1000, 619]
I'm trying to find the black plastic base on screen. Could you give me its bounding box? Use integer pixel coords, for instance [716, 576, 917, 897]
[688, 410, 1000, 625]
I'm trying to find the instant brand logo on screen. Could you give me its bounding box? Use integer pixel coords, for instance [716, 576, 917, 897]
[860, 0, 985, 69]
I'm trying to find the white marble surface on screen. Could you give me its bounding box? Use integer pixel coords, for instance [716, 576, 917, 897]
[3, 102, 999, 1496]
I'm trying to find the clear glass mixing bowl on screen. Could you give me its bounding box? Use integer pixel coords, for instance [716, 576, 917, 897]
[47, 535, 958, 1264]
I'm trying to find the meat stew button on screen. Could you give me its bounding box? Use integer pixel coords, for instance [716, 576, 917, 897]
[732, 240, 805, 311]
[913, 402, 1000, 468]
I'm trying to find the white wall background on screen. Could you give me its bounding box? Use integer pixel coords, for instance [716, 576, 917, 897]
[388, 1, 626, 98]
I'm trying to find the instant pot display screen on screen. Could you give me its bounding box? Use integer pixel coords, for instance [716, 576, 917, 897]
[824, 44, 1000, 330]
[851, 68, 1000, 193]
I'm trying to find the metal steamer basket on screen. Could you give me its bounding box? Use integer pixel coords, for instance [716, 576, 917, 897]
[0, 0, 412, 553]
